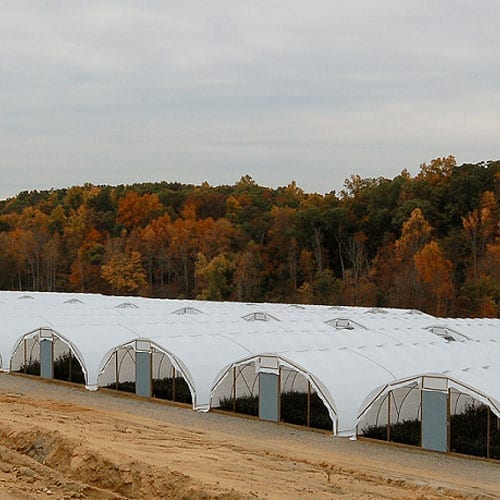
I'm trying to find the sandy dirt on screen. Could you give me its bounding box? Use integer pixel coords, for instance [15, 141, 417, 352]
[0, 374, 498, 499]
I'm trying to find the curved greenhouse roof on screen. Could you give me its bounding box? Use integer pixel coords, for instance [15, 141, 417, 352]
[0, 291, 498, 437]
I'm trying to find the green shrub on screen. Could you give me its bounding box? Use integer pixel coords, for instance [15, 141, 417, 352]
[361, 419, 421, 446]
[217, 391, 333, 430]
[19, 358, 40, 376]
[103, 377, 193, 404]
[153, 377, 192, 404]
[280, 391, 333, 430]
[450, 404, 499, 459]
[18, 352, 85, 384]
[361, 403, 499, 459]
[104, 381, 136, 393]
[218, 394, 259, 416]
[53, 352, 85, 384]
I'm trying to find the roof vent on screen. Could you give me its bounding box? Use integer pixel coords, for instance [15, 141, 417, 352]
[426, 325, 469, 342]
[64, 298, 84, 305]
[404, 309, 424, 315]
[242, 312, 279, 322]
[325, 318, 366, 330]
[116, 302, 139, 309]
[365, 307, 387, 314]
[171, 307, 203, 315]
[18, 295, 34, 300]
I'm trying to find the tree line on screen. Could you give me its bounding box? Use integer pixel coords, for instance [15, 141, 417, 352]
[0, 156, 498, 317]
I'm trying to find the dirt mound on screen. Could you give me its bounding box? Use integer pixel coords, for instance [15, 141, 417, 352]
[0, 442, 115, 499]
[0, 426, 243, 499]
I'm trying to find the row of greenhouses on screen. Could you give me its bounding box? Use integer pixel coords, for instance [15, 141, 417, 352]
[1, 291, 498, 459]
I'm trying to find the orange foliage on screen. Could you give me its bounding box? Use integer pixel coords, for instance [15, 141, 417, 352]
[117, 192, 164, 228]
[414, 241, 454, 315]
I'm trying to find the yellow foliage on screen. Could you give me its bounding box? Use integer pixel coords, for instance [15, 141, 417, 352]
[101, 251, 147, 295]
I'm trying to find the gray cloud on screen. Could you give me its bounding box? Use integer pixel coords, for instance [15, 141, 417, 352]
[1, 1, 499, 198]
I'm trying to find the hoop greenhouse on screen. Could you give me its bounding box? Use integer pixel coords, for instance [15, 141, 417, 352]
[1, 291, 498, 458]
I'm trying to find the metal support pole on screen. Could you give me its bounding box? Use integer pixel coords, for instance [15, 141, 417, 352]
[447, 388, 451, 452]
[23, 339, 27, 373]
[419, 386, 423, 447]
[278, 367, 281, 422]
[387, 391, 391, 441]
[172, 366, 176, 401]
[115, 350, 119, 390]
[306, 380, 311, 427]
[486, 407, 491, 459]
[232, 366, 237, 412]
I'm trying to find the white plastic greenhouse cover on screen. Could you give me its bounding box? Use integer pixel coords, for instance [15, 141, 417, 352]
[0, 291, 498, 437]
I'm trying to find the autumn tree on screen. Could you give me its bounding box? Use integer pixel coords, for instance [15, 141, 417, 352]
[299, 268, 341, 305]
[69, 228, 107, 293]
[0, 207, 60, 291]
[265, 206, 300, 298]
[297, 195, 327, 272]
[342, 232, 377, 306]
[101, 250, 148, 295]
[139, 214, 172, 293]
[1, 228, 33, 289]
[459, 190, 499, 315]
[461, 191, 497, 279]
[195, 253, 235, 300]
[372, 208, 433, 309]
[414, 240, 454, 315]
[167, 202, 200, 297]
[116, 191, 164, 229]
[397, 208, 433, 255]
[232, 243, 264, 301]
[41, 234, 61, 291]
[196, 217, 235, 261]
[417, 155, 456, 185]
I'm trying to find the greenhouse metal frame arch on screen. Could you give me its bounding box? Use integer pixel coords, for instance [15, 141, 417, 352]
[211, 353, 338, 433]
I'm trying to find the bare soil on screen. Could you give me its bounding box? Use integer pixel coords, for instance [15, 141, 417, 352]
[0, 373, 498, 499]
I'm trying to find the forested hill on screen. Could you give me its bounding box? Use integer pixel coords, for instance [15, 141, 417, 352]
[0, 156, 498, 317]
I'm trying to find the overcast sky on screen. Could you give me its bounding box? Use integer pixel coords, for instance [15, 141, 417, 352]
[1, 1, 499, 199]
